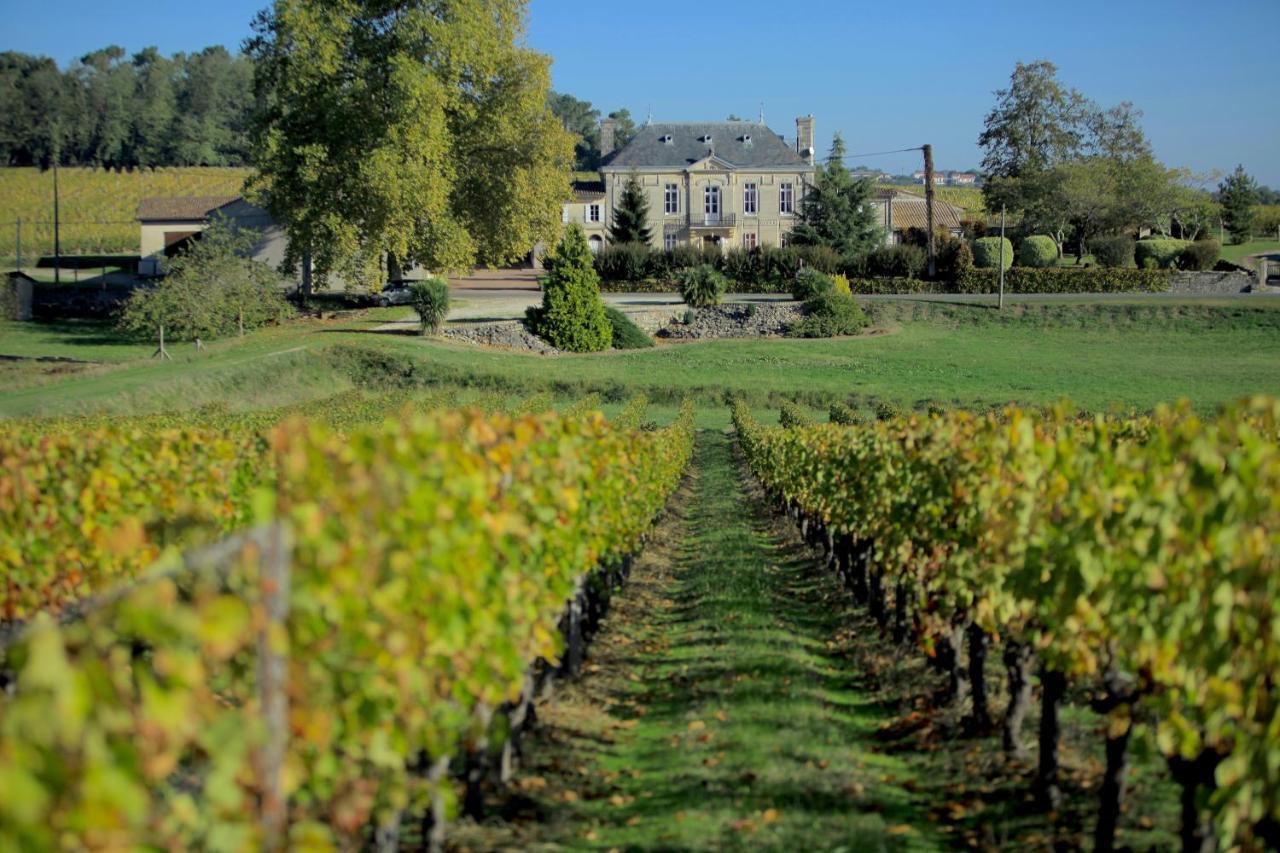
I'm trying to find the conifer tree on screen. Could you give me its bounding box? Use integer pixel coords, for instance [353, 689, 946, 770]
[790, 134, 882, 259]
[527, 224, 612, 352]
[608, 173, 654, 245]
[1218, 164, 1258, 244]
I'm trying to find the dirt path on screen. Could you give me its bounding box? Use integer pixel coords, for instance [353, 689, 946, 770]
[451, 431, 938, 851]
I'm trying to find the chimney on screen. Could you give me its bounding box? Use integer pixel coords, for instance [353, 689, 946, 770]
[795, 115, 815, 165]
[600, 118, 617, 159]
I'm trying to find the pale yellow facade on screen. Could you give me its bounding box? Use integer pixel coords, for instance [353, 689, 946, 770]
[598, 157, 812, 252]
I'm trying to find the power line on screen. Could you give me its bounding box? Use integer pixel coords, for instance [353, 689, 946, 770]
[824, 146, 924, 162]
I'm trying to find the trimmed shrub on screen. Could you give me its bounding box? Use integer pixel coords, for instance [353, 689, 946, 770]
[848, 277, 940, 295]
[1179, 239, 1221, 271]
[867, 244, 926, 279]
[937, 238, 974, 283]
[1134, 238, 1190, 270]
[831, 274, 852, 296]
[409, 276, 450, 335]
[791, 268, 835, 301]
[1091, 235, 1135, 269]
[603, 306, 654, 349]
[973, 237, 1014, 270]
[678, 264, 727, 307]
[594, 242, 650, 282]
[787, 291, 869, 338]
[829, 401, 863, 425]
[1018, 235, 1058, 269]
[779, 400, 814, 428]
[793, 244, 843, 274]
[719, 248, 761, 287]
[526, 225, 612, 352]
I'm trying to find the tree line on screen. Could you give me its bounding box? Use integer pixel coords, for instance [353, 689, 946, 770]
[979, 60, 1269, 249]
[0, 46, 254, 168]
[0, 43, 633, 176]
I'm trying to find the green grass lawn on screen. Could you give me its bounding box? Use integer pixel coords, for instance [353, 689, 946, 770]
[1221, 238, 1280, 265]
[3, 299, 1280, 419]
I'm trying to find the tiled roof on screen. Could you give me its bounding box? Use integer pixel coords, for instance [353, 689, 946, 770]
[603, 122, 811, 171]
[136, 196, 241, 221]
[571, 180, 606, 201]
[879, 197, 967, 232]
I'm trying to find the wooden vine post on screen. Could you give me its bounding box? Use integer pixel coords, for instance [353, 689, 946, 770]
[255, 523, 292, 851]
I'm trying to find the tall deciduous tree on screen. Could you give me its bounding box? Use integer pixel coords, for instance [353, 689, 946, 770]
[1218, 165, 1258, 244]
[790, 134, 882, 259]
[246, 0, 574, 291]
[608, 174, 653, 245]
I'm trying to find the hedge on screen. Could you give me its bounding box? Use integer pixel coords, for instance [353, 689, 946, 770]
[1135, 238, 1190, 270]
[956, 267, 1170, 294]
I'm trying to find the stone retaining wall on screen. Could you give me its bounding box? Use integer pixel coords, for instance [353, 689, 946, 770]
[444, 320, 558, 354]
[1167, 271, 1256, 295]
[655, 303, 804, 340]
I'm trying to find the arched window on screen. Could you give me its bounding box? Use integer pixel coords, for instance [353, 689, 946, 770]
[588, 235, 603, 255]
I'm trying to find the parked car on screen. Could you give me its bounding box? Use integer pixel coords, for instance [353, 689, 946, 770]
[374, 282, 414, 307]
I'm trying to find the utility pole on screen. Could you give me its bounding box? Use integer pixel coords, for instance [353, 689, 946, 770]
[53, 161, 61, 284]
[998, 205, 1007, 310]
[923, 144, 936, 279]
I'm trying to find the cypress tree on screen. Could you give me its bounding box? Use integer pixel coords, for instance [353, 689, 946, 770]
[608, 173, 654, 245]
[790, 133, 883, 259]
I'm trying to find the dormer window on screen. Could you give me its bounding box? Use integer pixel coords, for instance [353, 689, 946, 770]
[660, 134, 674, 144]
[700, 135, 713, 143]
[742, 134, 752, 144]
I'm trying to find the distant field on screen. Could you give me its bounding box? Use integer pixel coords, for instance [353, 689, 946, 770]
[0, 166, 250, 259]
[878, 183, 987, 215]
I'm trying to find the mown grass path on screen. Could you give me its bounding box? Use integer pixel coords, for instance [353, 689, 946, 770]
[454, 431, 938, 851]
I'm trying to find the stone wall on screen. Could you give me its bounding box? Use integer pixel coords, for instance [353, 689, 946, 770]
[1167, 271, 1256, 295]
[444, 320, 558, 354]
[655, 303, 803, 340]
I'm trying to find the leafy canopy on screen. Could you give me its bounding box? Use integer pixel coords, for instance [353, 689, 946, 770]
[246, 0, 574, 288]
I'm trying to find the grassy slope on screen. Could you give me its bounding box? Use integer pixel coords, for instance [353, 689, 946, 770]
[3, 300, 1280, 419]
[1221, 238, 1280, 265]
[453, 432, 942, 851]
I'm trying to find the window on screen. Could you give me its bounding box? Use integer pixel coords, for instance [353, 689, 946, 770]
[588, 235, 603, 255]
[743, 232, 757, 250]
[779, 183, 794, 215]
[664, 233, 677, 251]
[587, 203, 601, 223]
[704, 185, 720, 220]
[779, 232, 790, 248]
[664, 183, 679, 215]
[743, 182, 758, 216]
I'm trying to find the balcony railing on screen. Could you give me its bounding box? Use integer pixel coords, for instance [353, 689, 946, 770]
[688, 213, 736, 229]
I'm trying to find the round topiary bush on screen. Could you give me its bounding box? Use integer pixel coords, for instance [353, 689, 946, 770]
[1090, 235, 1135, 269]
[678, 264, 728, 307]
[409, 276, 450, 335]
[1134, 238, 1191, 270]
[973, 237, 1014, 270]
[1018, 235, 1058, 269]
[791, 268, 835, 301]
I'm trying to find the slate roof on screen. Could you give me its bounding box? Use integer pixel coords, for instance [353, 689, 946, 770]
[603, 122, 811, 171]
[136, 196, 242, 221]
[571, 180, 606, 201]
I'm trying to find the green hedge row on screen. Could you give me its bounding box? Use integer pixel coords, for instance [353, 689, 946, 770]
[955, 267, 1170, 294]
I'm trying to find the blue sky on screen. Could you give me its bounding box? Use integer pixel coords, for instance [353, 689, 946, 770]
[5, 0, 1278, 185]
